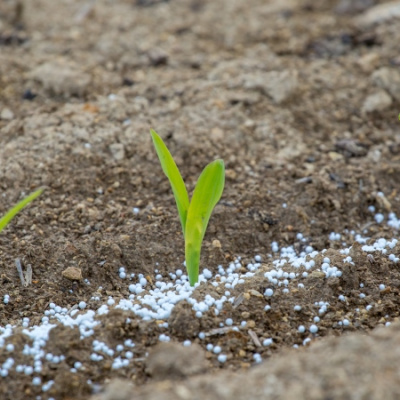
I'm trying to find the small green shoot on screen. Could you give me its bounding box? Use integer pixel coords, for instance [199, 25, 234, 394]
[150, 130, 189, 235]
[0, 188, 43, 234]
[150, 129, 225, 286]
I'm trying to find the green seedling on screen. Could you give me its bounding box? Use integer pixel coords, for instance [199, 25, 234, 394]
[150, 129, 225, 286]
[0, 188, 43, 234]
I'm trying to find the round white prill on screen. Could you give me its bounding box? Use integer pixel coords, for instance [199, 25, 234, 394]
[264, 289, 274, 297]
[107, 298, 115, 306]
[24, 366, 33, 375]
[32, 377, 41, 386]
[309, 324, 318, 334]
[213, 346, 222, 354]
[128, 284, 135, 293]
[253, 353, 262, 363]
[217, 354, 227, 363]
[79, 301, 87, 310]
[116, 344, 124, 352]
[158, 334, 170, 342]
[263, 338, 273, 346]
[139, 277, 147, 287]
[124, 339, 134, 348]
[6, 344, 14, 352]
[298, 325, 305, 333]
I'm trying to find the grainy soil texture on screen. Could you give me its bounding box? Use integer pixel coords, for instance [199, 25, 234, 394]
[1, 0, 400, 399]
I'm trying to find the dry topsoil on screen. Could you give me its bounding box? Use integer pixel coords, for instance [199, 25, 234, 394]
[1, 0, 400, 399]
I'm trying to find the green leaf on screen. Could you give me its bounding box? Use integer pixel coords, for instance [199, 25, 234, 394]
[185, 159, 225, 286]
[150, 129, 190, 235]
[0, 188, 43, 234]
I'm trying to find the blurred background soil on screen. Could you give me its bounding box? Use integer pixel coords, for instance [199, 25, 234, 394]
[0, 0, 400, 398]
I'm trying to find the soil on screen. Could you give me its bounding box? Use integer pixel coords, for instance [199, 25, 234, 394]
[0, 0, 400, 399]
